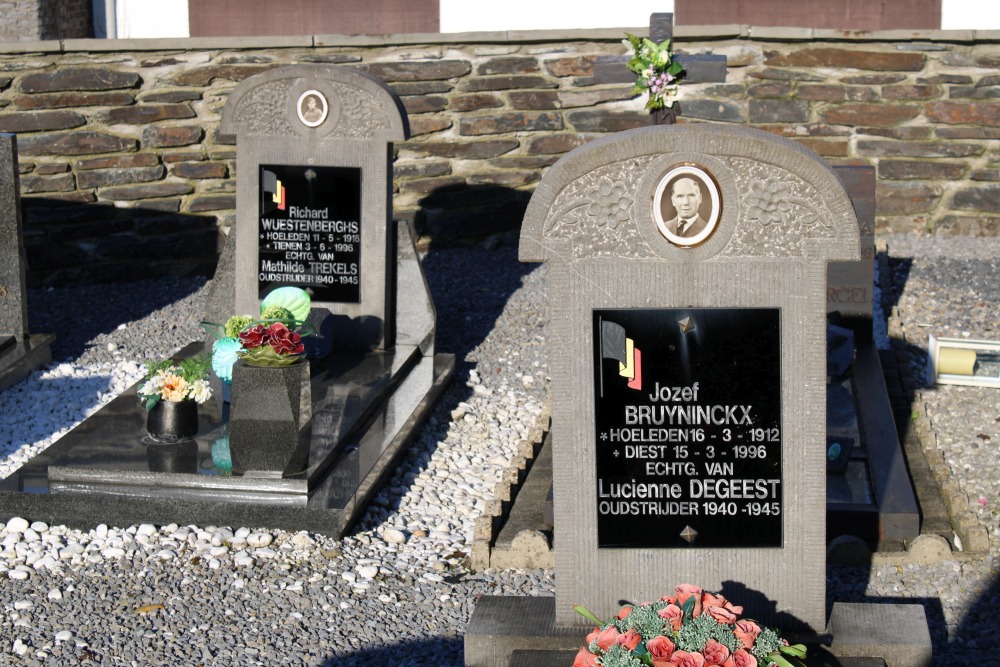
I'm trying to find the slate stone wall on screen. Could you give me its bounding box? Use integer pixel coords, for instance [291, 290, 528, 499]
[2, 28, 999, 285]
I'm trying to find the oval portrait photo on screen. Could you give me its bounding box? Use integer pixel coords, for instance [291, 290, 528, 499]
[652, 164, 721, 247]
[297, 90, 329, 128]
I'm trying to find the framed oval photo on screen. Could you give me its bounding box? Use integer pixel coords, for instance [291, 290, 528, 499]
[297, 90, 329, 128]
[653, 164, 722, 247]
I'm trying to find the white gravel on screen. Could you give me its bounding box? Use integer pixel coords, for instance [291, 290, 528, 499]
[0, 237, 997, 663]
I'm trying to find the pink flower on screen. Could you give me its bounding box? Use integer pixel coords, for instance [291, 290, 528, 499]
[658, 604, 684, 632]
[647, 635, 676, 666]
[617, 629, 642, 651]
[733, 620, 761, 649]
[675, 584, 703, 617]
[617, 605, 634, 620]
[723, 649, 758, 667]
[573, 648, 599, 667]
[705, 604, 739, 625]
[701, 593, 744, 617]
[593, 626, 620, 651]
[670, 650, 706, 666]
[701, 639, 730, 666]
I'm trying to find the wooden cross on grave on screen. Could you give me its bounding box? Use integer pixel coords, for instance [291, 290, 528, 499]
[594, 13, 728, 125]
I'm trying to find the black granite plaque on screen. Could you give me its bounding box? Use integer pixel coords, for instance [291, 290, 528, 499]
[593, 308, 782, 548]
[258, 164, 362, 303]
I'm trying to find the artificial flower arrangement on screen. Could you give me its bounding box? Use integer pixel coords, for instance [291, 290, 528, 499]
[137, 356, 213, 410]
[623, 33, 685, 111]
[203, 286, 313, 381]
[572, 584, 807, 667]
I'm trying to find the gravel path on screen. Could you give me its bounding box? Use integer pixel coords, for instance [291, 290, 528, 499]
[1, 235, 997, 664]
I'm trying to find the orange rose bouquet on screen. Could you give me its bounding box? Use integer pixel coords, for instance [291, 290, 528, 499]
[573, 584, 806, 667]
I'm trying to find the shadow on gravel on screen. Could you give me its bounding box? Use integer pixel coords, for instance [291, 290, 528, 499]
[421, 242, 537, 367]
[26, 275, 206, 361]
[323, 636, 463, 667]
[948, 571, 1000, 660]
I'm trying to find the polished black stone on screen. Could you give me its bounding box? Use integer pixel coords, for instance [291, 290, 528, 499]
[592, 308, 782, 549]
[0, 341, 454, 535]
[258, 164, 362, 304]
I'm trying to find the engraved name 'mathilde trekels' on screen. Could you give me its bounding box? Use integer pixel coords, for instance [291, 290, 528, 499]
[593, 308, 783, 548]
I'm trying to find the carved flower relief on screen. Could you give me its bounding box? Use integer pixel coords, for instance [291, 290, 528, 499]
[587, 178, 632, 229]
[743, 177, 793, 227]
[335, 85, 390, 138]
[742, 175, 824, 230]
[234, 81, 296, 136]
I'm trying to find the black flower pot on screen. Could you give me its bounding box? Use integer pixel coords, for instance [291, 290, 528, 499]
[146, 400, 199, 443]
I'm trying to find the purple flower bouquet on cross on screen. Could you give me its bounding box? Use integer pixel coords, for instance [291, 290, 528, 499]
[623, 33, 685, 112]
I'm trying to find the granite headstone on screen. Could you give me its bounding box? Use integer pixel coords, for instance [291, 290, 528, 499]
[218, 64, 409, 352]
[0, 133, 52, 392]
[466, 124, 931, 667]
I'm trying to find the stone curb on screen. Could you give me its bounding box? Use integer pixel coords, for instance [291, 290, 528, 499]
[468, 409, 550, 571]
[878, 242, 991, 560]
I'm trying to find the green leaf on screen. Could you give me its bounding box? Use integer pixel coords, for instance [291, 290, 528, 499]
[680, 596, 696, 620]
[780, 644, 808, 658]
[768, 652, 803, 667]
[667, 62, 684, 76]
[573, 605, 604, 626]
[657, 38, 672, 51]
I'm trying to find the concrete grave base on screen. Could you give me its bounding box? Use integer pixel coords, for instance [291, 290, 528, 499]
[465, 596, 931, 667]
[0, 334, 54, 393]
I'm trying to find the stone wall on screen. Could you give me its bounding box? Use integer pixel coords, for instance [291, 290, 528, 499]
[0, 0, 92, 42]
[2, 27, 999, 285]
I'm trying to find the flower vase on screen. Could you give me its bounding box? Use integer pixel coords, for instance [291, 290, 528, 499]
[146, 400, 199, 443]
[650, 104, 679, 126]
[228, 359, 311, 477]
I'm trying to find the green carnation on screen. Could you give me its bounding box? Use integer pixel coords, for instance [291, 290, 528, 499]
[260, 305, 294, 323]
[224, 315, 255, 339]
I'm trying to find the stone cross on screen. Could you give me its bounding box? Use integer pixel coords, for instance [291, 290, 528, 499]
[594, 12, 728, 124]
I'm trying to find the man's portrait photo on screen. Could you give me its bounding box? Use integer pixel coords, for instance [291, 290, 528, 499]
[653, 165, 721, 247]
[297, 90, 329, 128]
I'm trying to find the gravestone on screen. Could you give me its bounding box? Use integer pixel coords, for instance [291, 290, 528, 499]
[0, 133, 53, 392]
[219, 64, 409, 352]
[0, 67, 453, 536]
[465, 124, 931, 666]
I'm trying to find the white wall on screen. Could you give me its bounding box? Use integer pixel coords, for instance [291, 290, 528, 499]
[941, 0, 1000, 29]
[112, 0, 190, 38]
[439, 0, 673, 33]
[99, 0, 1000, 39]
